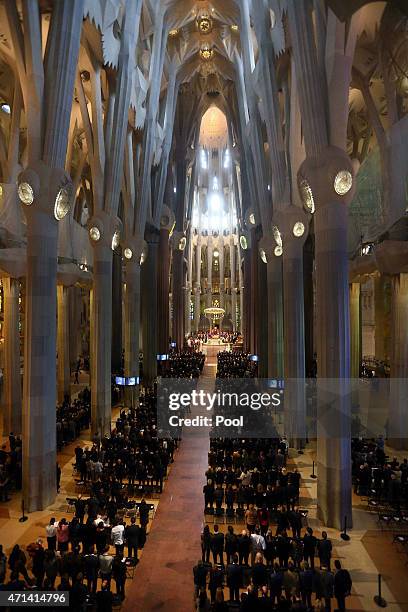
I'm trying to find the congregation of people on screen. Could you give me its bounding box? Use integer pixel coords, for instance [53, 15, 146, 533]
[0, 509, 148, 611]
[56, 387, 91, 450]
[352, 437, 408, 510]
[195, 437, 352, 611]
[217, 352, 257, 379]
[161, 351, 206, 378]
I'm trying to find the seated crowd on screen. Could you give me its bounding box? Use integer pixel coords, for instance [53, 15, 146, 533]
[0, 434, 22, 502]
[74, 394, 174, 499]
[352, 437, 408, 511]
[56, 388, 91, 450]
[217, 352, 257, 379]
[161, 351, 205, 378]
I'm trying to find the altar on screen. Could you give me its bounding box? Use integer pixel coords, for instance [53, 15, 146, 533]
[202, 338, 230, 365]
[206, 337, 223, 345]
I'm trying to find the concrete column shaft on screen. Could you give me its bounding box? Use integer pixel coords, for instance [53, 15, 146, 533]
[389, 273, 408, 449]
[315, 201, 352, 530]
[349, 283, 361, 379]
[3, 277, 21, 436]
[157, 229, 170, 353]
[266, 257, 284, 378]
[142, 237, 159, 383]
[57, 285, 70, 404]
[23, 211, 58, 512]
[90, 242, 113, 436]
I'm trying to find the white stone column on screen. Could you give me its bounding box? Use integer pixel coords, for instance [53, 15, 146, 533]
[238, 249, 244, 334]
[142, 229, 160, 383]
[262, 240, 284, 379]
[124, 241, 144, 380]
[389, 273, 408, 449]
[194, 236, 202, 332]
[157, 228, 170, 353]
[90, 239, 113, 436]
[185, 234, 193, 337]
[171, 231, 185, 349]
[23, 209, 58, 511]
[207, 236, 213, 309]
[124, 251, 142, 407]
[3, 277, 21, 436]
[349, 283, 361, 379]
[230, 238, 237, 331]
[277, 208, 308, 446]
[57, 285, 70, 404]
[219, 237, 225, 310]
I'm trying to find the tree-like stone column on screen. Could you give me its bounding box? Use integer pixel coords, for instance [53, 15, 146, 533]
[142, 228, 160, 384]
[157, 227, 171, 353]
[57, 284, 71, 404]
[388, 273, 408, 450]
[260, 237, 284, 379]
[194, 235, 202, 333]
[276, 207, 309, 446]
[3, 277, 21, 436]
[349, 283, 361, 379]
[171, 231, 186, 349]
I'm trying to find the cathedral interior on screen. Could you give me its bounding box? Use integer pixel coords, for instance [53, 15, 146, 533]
[0, 0, 408, 610]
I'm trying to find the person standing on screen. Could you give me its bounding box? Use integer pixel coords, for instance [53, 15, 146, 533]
[245, 504, 258, 534]
[0, 545, 6, 585]
[237, 530, 251, 566]
[112, 554, 127, 601]
[45, 518, 57, 551]
[111, 520, 125, 556]
[319, 565, 334, 612]
[303, 527, 317, 569]
[201, 525, 212, 564]
[125, 517, 140, 560]
[210, 524, 224, 566]
[334, 560, 352, 611]
[226, 554, 242, 602]
[139, 499, 150, 531]
[318, 532, 332, 570]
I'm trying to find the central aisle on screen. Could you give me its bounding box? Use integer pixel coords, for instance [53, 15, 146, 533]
[124, 364, 215, 611]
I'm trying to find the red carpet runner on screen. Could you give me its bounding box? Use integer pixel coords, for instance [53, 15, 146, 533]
[123, 366, 214, 611]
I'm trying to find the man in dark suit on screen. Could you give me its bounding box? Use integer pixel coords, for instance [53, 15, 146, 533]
[125, 517, 140, 560]
[303, 527, 317, 569]
[193, 560, 208, 597]
[334, 559, 352, 611]
[226, 554, 242, 602]
[237, 529, 251, 566]
[74, 495, 86, 524]
[96, 579, 113, 612]
[317, 531, 332, 570]
[210, 524, 224, 565]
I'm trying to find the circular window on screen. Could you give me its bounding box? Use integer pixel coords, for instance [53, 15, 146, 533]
[299, 178, 315, 213]
[18, 182, 34, 205]
[293, 221, 305, 237]
[334, 170, 353, 195]
[89, 226, 101, 242]
[54, 186, 71, 220]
